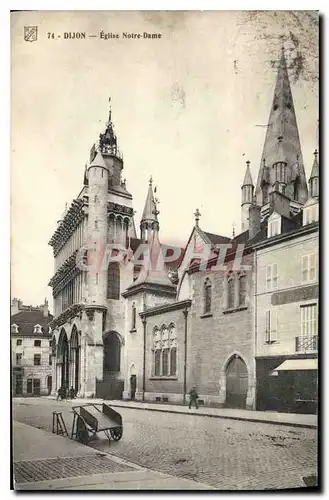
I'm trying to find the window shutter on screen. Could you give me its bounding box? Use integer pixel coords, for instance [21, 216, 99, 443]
[300, 306, 306, 336]
[266, 265, 272, 291]
[309, 253, 316, 281]
[265, 310, 270, 342]
[301, 255, 309, 283]
[272, 264, 278, 289]
[270, 308, 278, 341]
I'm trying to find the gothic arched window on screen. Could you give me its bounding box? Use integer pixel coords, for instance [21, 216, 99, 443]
[204, 278, 212, 314]
[162, 349, 169, 376]
[262, 185, 269, 204]
[170, 348, 177, 376]
[154, 350, 161, 376]
[153, 324, 177, 377]
[131, 302, 136, 330]
[107, 263, 120, 299]
[239, 274, 247, 306]
[228, 276, 235, 309]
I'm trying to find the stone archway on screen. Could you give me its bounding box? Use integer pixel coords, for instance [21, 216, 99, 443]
[70, 325, 81, 393]
[103, 331, 121, 376]
[225, 354, 248, 409]
[57, 328, 69, 390]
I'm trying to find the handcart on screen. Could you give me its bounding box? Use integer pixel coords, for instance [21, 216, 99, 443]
[71, 403, 123, 445]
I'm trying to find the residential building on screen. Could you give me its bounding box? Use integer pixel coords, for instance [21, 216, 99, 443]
[11, 298, 53, 396]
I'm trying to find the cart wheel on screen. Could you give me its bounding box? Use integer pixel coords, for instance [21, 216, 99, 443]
[110, 427, 123, 441]
[76, 416, 89, 444]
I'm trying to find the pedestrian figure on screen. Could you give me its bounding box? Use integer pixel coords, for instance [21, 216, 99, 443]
[69, 386, 76, 399]
[57, 386, 66, 401]
[189, 386, 199, 409]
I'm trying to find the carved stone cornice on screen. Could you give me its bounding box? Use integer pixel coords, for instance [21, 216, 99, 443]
[48, 250, 79, 287]
[108, 202, 134, 217]
[49, 303, 85, 330]
[48, 199, 85, 256]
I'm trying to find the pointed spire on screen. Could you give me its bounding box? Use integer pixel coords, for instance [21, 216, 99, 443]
[99, 98, 122, 159]
[309, 149, 319, 179]
[132, 220, 174, 289]
[242, 160, 254, 186]
[90, 150, 107, 169]
[141, 178, 156, 223]
[255, 47, 308, 205]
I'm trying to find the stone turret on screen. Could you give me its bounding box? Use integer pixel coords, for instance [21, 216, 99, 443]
[241, 161, 254, 232]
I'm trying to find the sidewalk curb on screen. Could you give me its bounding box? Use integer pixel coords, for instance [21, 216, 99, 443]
[43, 397, 317, 429]
[107, 402, 317, 429]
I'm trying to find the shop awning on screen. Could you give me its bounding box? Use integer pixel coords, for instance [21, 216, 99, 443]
[271, 359, 318, 375]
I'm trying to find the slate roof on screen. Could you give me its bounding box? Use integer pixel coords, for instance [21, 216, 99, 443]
[90, 150, 107, 169]
[11, 309, 53, 337]
[203, 231, 231, 246]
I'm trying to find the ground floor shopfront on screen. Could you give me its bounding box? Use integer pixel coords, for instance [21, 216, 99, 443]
[12, 367, 52, 397]
[256, 355, 318, 414]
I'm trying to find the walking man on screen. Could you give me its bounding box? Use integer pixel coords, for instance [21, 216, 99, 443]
[189, 386, 199, 409]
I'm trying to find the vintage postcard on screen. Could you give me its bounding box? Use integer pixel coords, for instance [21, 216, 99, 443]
[11, 10, 319, 491]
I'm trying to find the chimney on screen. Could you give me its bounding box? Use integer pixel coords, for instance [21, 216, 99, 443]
[248, 204, 261, 240]
[269, 187, 290, 218]
[11, 297, 19, 316]
[43, 298, 49, 317]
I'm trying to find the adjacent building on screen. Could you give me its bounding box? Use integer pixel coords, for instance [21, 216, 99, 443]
[11, 298, 53, 396]
[253, 157, 319, 414]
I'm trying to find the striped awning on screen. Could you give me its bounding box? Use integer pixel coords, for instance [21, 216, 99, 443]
[271, 359, 318, 375]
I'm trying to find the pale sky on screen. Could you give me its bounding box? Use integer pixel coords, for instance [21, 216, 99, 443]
[11, 10, 319, 310]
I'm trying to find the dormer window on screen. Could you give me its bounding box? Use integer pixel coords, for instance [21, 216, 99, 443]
[11, 324, 19, 334]
[268, 213, 281, 238]
[34, 324, 43, 334]
[303, 201, 319, 226]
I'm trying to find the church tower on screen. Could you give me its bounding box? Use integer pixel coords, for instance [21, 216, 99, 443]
[309, 150, 319, 199]
[241, 160, 254, 232]
[254, 48, 308, 209]
[140, 177, 157, 242]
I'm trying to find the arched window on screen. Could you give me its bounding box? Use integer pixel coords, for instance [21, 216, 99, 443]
[204, 278, 212, 314]
[239, 274, 247, 306]
[131, 302, 136, 330]
[162, 349, 169, 376]
[262, 185, 269, 204]
[170, 348, 177, 376]
[228, 276, 235, 309]
[153, 324, 177, 377]
[154, 350, 161, 376]
[107, 263, 120, 299]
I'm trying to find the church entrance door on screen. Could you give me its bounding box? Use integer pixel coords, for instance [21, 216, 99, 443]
[226, 355, 248, 409]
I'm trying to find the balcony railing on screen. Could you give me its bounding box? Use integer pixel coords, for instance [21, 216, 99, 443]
[295, 335, 318, 352]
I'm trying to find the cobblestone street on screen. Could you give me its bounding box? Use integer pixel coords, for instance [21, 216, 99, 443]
[13, 398, 317, 490]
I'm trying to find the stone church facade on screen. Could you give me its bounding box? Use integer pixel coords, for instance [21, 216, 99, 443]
[48, 48, 318, 411]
